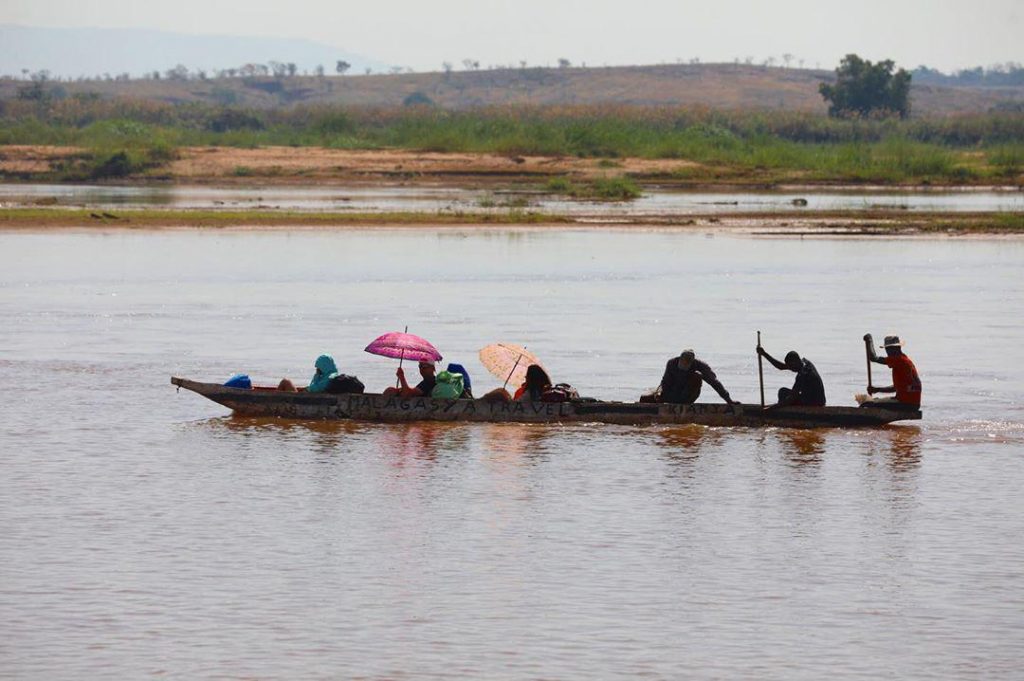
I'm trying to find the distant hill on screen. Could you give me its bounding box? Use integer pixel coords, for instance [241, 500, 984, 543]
[2, 60, 1022, 116]
[0, 24, 387, 79]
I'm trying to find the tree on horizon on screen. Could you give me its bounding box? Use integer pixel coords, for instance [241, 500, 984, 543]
[819, 54, 911, 118]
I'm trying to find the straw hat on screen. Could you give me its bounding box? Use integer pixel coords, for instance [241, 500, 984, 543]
[881, 335, 905, 348]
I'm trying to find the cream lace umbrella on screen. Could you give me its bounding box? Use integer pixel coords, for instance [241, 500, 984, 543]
[478, 343, 544, 390]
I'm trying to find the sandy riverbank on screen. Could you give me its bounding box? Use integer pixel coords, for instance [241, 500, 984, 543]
[1, 207, 1020, 236]
[0, 145, 697, 186]
[3, 144, 1023, 189]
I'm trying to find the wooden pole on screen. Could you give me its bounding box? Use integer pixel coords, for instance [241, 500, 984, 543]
[865, 338, 874, 394]
[757, 330, 765, 409]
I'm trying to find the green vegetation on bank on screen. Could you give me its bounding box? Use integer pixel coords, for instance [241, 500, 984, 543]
[1, 98, 1023, 184]
[545, 175, 642, 200]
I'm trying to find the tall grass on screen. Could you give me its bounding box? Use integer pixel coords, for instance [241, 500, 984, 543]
[2, 98, 1022, 183]
[545, 175, 642, 200]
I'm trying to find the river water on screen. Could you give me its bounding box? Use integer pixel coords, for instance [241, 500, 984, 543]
[2, 226, 1023, 679]
[2, 182, 1023, 215]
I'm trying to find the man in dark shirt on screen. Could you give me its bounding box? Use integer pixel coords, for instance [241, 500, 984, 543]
[386, 361, 436, 398]
[756, 345, 826, 407]
[645, 349, 739, 404]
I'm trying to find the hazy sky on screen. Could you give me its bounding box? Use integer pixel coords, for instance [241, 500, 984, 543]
[2, 0, 1020, 72]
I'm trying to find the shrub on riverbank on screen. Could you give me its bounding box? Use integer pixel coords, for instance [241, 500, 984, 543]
[545, 175, 643, 200]
[41, 145, 177, 181]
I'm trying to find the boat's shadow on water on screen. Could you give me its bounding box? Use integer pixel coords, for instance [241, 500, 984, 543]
[185, 414, 575, 462]
[186, 416, 924, 470]
[768, 425, 923, 471]
[648, 423, 924, 471]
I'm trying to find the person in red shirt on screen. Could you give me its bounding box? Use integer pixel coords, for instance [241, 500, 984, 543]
[513, 365, 552, 401]
[863, 334, 922, 407]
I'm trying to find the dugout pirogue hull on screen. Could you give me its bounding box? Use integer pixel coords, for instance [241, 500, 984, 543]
[172, 377, 921, 428]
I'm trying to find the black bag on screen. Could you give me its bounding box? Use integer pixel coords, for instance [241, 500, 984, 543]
[326, 374, 365, 394]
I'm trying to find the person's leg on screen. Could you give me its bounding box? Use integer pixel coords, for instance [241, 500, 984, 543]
[382, 387, 399, 397]
[778, 387, 792, 404]
[861, 396, 917, 411]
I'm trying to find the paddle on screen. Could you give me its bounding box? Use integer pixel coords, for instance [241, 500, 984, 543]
[865, 334, 874, 394]
[757, 330, 765, 409]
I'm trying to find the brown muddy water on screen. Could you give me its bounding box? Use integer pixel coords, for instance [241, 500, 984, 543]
[2, 226, 1023, 679]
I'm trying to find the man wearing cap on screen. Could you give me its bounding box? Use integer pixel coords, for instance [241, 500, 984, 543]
[756, 345, 826, 407]
[863, 334, 922, 407]
[644, 349, 739, 405]
[383, 361, 437, 398]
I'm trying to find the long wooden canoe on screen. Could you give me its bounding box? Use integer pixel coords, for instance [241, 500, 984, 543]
[172, 377, 921, 428]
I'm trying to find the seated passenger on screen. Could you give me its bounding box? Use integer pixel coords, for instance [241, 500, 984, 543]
[383, 361, 436, 398]
[756, 345, 826, 407]
[515, 365, 552, 401]
[280, 356, 364, 394]
[642, 349, 738, 404]
[307, 355, 340, 394]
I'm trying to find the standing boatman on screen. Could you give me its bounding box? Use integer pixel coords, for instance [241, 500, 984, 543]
[863, 334, 922, 407]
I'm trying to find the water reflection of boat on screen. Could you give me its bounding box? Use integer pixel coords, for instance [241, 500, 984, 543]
[776, 429, 827, 464]
[655, 424, 725, 449]
[172, 377, 921, 429]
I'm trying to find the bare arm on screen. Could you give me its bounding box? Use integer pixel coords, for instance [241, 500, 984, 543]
[706, 376, 735, 403]
[695, 362, 735, 403]
[864, 334, 887, 366]
[757, 346, 788, 371]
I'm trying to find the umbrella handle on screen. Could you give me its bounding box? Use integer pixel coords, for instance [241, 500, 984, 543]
[396, 325, 409, 389]
[503, 354, 523, 391]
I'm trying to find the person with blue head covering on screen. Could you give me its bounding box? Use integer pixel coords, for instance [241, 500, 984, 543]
[446, 363, 472, 398]
[307, 354, 339, 393]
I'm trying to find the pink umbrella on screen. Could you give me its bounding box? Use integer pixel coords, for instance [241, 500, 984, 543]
[365, 329, 443, 388]
[364, 329, 443, 363]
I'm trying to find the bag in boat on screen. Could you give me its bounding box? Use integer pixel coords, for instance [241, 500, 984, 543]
[431, 370, 465, 399]
[326, 374, 365, 394]
[224, 373, 252, 389]
[541, 383, 579, 402]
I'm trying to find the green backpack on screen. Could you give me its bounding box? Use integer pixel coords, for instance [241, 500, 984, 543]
[431, 370, 465, 399]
